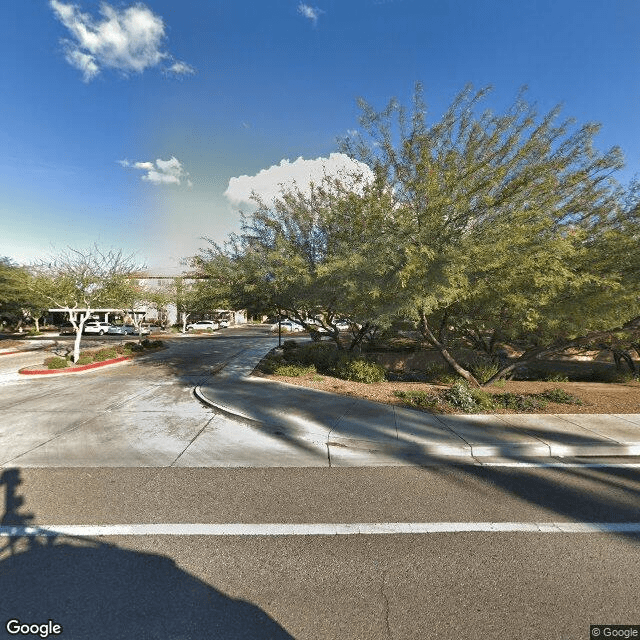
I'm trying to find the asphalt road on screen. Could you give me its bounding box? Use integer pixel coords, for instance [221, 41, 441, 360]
[1, 466, 639, 639]
[1, 327, 639, 638]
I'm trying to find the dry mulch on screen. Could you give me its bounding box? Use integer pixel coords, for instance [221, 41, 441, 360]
[253, 370, 640, 414]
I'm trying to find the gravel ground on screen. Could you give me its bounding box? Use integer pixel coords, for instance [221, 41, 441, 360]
[255, 371, 640, 414]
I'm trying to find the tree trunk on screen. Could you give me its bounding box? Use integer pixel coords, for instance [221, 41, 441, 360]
[613, 349, 636, 374]
[71, 311, 89, 363]
[484, 317, 640, 386]
[348, 323, 371, 352]
[417, 309, 480, 387]
[483, 343, 573, 386]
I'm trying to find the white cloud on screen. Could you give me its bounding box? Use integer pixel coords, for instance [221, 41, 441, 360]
[133, 161, 155, 171]
[165, 60, 196, 76]
[297, 3, 323, 25]
[121, 156, 192, 186]
[49, 1, 194, 81]
[224, 153, 374, 207]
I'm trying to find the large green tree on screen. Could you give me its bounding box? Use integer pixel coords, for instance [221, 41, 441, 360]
[0, 258, 50, 331]
[194, 174, 397, 349]
[0, 257, 26, 327]
[339, 84, 635, 384]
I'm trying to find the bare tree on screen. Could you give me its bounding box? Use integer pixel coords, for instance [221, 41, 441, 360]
[31, 245, 143, 362]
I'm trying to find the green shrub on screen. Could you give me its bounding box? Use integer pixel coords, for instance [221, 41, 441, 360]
[394, 390, 440, 410]
[495, 392, 547, 411]
[93, 348, 118, 362]
[545, 372, 570, 382]
[272, 363, 316, 377]
[468, 359, 500, 384]
[443, 382, 479, 413]
[76, 355, 94, 366]
[257, 355, 281, 374]
[44, 356, 69, 370]
[586, 368, 628, 383]
[424, 363, 459, 384]
[295, 342, 340, 371]
[333, 356, 385, 383]
[540, 387, 583, 405]
[282, 340, 298, 351]
[469, 388, 498, 411]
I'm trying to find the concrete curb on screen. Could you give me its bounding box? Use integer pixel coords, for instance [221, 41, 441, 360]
[195, 382, 640, 460]
[19, 356, 132, 376]
[193, 385, 269, 430]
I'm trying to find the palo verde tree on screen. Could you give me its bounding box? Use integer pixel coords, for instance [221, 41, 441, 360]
[195, 172, 398, 350]
[159, 276, 213, 333]
[0, 258, 28, 328]
[0, 258, 51, 332]
[339, 84, 633, 385]
[30, 245, 143, 362]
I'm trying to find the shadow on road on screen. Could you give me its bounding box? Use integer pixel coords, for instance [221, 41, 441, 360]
[0, 469, 294, 640]
[202, 377, 640, 540]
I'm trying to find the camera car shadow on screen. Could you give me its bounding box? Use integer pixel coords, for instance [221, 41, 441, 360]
[0, 468, 294, 640]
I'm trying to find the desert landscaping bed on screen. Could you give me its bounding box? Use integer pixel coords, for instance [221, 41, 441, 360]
[254, 371, 640, 414]
[19, 340, 166, 375]
[254, 340, 640, 414]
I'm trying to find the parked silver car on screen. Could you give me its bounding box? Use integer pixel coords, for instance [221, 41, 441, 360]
[107, 325, 128, 335]
[122, 324, 150, 335]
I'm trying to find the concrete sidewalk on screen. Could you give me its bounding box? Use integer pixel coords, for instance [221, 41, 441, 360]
[196, 341, 640, 462]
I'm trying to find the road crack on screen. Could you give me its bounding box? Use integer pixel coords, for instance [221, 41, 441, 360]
[168, 415, 217, 466]
[380, 568, 392, 639]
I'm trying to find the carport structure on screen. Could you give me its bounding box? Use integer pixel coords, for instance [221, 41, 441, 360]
[48, 308, 146, 324]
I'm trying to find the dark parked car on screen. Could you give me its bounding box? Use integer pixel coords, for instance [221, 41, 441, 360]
[59, 322, 77, 335]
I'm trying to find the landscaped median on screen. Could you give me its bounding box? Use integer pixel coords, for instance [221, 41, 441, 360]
[19, 340, 165, 376]
[254, 340, 640, 414]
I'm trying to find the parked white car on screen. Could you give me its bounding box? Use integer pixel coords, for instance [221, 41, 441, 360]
[82, 321, 112, 335]
[217, 319, 229, 328]
[186, 320, 219, 331]
[272, 320, 305, 333]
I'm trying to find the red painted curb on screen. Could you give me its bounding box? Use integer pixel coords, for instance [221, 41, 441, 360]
[19, 356, 132, 375]
[0, 350, 22, 356]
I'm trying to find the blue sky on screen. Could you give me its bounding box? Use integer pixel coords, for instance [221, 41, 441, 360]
[2, 0, 639, 274]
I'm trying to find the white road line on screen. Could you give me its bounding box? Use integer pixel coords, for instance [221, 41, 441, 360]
[477, 462, 640, 468]
[2, 522, 640, 537]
